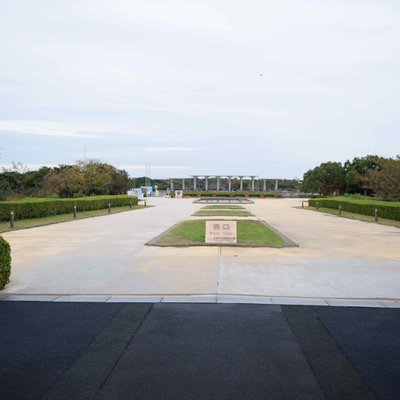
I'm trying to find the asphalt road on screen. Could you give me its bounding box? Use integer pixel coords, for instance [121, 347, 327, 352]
[0, 302, 399, 400]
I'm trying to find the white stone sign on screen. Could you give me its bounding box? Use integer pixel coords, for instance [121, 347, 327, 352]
[205, 221, 237, 244]
[175, 190, 183, 199]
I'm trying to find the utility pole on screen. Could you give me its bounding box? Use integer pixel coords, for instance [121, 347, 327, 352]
[145, 164, 151, 186]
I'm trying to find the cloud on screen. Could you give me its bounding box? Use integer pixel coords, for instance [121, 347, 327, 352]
[0, 120, 105, 138]
[144, 147, 199, 152]
[118, 164, 190, 170]
[0, 0, 399, 178]
[116, 164, 192, 178]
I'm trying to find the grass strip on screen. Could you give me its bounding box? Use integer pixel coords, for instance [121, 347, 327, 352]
[0, 195, 138, 221]
[201, 205, 244, 210]
[305, 206, 400, 228]
[157, 220, 286, 245]
[0, 205, 146, 233]
[309, 197, 400, 221]
[193, 210, 252, 217]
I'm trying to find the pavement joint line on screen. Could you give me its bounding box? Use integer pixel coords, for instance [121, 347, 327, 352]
[41, 303, 153, 400]
[40, 303, 125, 400]
[95, 303, 154, 397]
[216, 247, 223, 293]
[283, 306, 378, 400]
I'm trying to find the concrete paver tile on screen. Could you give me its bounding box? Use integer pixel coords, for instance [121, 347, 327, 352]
[0, 295, 59, 302]
[217, 295, 273, 304]
[54, 295, 111, 302]
[326, 299, 384, 307]
[162, 295, 217, 303]
[107, 296, 162, 303]
[379, 301, 400, 308]
[271, 297, 328, 306]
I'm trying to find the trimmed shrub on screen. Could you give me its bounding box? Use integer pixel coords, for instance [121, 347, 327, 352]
[0, 236, 11, 288]
[248, 192, 282, 198]
[183, 191, 281, 198]
[0, 195, 138, 222]
[309, 197, 400, 221]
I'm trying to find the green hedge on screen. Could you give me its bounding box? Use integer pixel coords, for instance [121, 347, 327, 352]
[0, 195, 138, 222]
[0, 236, 11, 288]
[183, 191, 281, 198]
[309, 197, 400, 221]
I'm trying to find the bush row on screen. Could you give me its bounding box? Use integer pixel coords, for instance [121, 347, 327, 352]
[308, 198, 400, 221]
[182, 191, 281, 198]
[0, 195, 138, 221]
[0, 236, 11, 288]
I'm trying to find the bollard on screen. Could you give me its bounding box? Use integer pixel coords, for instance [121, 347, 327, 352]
[73, 205, 77, 219]
[316, 202, 320, 211]
[10, 211, 14, 229]
[129, 201, 132, 209]
[302, 201, 304, 209]
[144, 200, 147, 207]
[338, 205, 342, 215]
[108, 203, 111, 213]
[374, 208, 378, 222]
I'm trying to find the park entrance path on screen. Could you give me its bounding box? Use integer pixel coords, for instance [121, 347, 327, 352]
[1, 198, 399, 300]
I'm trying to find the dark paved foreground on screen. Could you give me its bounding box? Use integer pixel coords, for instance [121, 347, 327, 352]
[0, 303, 399, 400]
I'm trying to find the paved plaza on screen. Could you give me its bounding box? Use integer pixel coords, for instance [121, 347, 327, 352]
[1, 198, 399, 303]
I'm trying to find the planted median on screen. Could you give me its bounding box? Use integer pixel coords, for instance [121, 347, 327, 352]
[193, 209, 253, 217]
[147, 220, 296, 247]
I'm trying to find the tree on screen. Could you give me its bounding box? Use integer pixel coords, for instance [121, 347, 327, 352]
[363, 156, 400, 200]
[302, 162, 345, 195]
[40, 165, 83, 198]
[344, 155, 387, 194]
[81, 161, 113, 195]
[23, 167, 52, 196]
[0, 160, 132, 198]
[109, 169, 133, 194]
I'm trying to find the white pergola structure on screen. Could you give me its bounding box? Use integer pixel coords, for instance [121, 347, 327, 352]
[188, 175, 260, 192]
[169, 176, 280, 192]
[169, 178, 189, 191]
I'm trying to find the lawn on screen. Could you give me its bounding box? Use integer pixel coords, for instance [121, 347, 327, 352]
[193, 210, 252, 217]
[310, 196, 400, 207]
[0, 205, 146, 233]
[309, 197, 400, 221]
[152, 220, 289, 246]
[201, 205, 244, 210]
[305, 206, 400, 228]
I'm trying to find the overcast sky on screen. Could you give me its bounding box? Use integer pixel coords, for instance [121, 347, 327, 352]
[0, 0, 399, 179]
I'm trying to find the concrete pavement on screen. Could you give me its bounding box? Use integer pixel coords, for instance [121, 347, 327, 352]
[1, 198, 399, 301]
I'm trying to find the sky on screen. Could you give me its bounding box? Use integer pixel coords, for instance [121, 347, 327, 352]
[0, 0, 399, 179]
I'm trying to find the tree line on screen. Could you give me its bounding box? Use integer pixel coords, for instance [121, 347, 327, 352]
[2, 155, 398, 201]
[0, 161, 133, 200]
[302, 155, 400, 200]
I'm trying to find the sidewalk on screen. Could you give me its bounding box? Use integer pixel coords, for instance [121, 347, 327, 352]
[1, 302, 399, 400]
